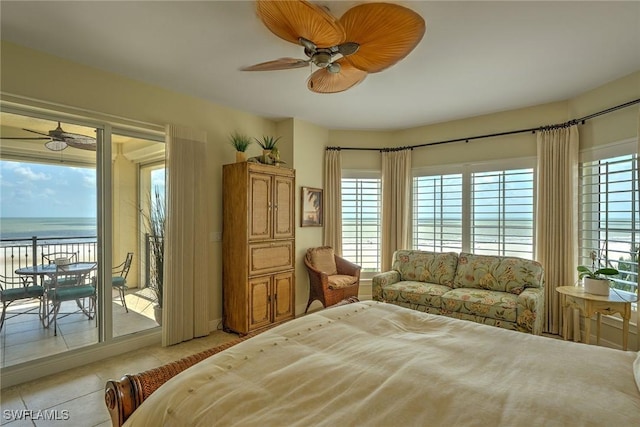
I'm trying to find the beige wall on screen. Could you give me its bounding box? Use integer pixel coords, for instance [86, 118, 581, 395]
[290, 118, 329, 313]
[1, 41, 279, 324]
[112, 145, 139, 287]
[328, 71, 640, 170]
[1, 41, 638, 347]
[569, 71, 640, 150]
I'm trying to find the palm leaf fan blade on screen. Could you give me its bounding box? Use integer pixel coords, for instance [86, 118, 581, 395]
[256, 0, 345, 47]
[65, 140, 97, 151]
[242, 57, 309, 71]
[307, 59, 367, 94]
[340, 3, 425, 73]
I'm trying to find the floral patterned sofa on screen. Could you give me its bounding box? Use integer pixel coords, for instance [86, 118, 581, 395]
[372, 250, 545, 334]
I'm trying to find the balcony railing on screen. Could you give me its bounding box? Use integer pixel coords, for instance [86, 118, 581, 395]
[1, 236, 97, 289]
[1, 234, 163, 292]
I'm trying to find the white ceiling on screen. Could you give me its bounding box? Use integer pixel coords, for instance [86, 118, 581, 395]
[1, 1, 639, 131]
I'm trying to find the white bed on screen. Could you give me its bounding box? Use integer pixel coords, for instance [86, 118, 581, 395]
[124, 301, 640, 426]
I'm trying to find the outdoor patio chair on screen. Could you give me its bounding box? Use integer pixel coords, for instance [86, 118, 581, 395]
[112, 252, 134, 313]
[42, 252, 80, 286]
[42, 251, 78, 265]
[0, 274, 45, 332]
[47, 262, 97, 336]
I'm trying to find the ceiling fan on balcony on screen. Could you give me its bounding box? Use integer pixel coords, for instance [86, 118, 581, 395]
[241, 0, 426, 93]
[1, 121, 96, 151]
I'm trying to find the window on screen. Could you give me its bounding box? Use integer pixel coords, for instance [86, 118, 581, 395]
[580, 152, 638, 302]
[413, 160, 535, 259]
[413, 173, 463, 252]
[341, 173, 381, 273]
[471, 169, 534, 258]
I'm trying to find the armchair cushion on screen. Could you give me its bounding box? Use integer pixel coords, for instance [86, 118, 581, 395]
[328, 275, 358, 289]
[307, 246, 338, 275]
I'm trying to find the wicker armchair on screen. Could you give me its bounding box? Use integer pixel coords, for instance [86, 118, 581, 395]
[304, 246, 361, 313]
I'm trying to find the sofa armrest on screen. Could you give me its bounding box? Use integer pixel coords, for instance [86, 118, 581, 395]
[372, 271, 401, 301]
[516, 287, 545, 335]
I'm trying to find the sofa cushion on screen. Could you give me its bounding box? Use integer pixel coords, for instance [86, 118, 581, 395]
[453, 252, 543, 294]
[441, 288, 517, 322]
[379, 281, 451, 309]
[307, 247, 338, 275]
[392, 250, 458, 286]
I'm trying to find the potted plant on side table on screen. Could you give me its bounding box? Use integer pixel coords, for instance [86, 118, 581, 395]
[577, 252, 619, 296]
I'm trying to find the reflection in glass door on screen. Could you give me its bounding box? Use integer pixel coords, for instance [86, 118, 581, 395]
[111, 131, 165, 337]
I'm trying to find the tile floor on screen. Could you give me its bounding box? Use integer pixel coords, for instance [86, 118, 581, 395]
[0, 329, 238, 426]
[1, 289, 159, 368]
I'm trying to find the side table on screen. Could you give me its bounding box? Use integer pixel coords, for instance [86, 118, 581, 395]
[556, 286, 635, 350]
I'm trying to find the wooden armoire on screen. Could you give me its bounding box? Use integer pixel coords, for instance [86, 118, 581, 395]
[222, 162, 295, 334]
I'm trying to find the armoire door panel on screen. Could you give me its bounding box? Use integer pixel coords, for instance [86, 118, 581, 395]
[249, 277, 271, 330]
[273, 271, 295, 322]
[249, 173, 272, 240]
[273, 176, 295, 239]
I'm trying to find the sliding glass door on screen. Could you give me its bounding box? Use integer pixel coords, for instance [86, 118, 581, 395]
[0, 108, 165, 367]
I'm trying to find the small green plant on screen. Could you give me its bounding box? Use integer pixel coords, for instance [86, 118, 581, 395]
[255, 135, 281, 150]
[229, 132, 253, 152]
[577, 265, 619, 280]
[578, 250, 619, 280]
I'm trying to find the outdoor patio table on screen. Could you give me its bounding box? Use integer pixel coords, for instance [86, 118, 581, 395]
[15, 262, 97, 328]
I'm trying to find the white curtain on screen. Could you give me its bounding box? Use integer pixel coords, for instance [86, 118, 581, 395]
[535, 125, 579, 337]
[323, 149, 343, 254]
[381, 149, 412, 271]
[162, 124, 209, 346]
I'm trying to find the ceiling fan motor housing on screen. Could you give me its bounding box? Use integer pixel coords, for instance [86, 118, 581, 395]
[311, 50, 332, 67]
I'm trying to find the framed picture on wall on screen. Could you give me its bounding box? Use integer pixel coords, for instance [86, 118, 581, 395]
[301, 187, 323, 227]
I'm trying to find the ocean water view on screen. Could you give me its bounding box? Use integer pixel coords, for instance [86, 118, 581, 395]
[0, 217, 98, 280]
[0, 217, 97, 245]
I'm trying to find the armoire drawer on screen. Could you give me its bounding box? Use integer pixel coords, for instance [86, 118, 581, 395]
[249, 240, 294, 276]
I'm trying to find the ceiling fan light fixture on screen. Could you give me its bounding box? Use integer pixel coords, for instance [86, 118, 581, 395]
[307, 58, 366, 93]
[45, 140, 68, 151]
[327, 62, 341, 73]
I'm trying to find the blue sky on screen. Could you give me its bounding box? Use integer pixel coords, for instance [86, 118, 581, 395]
[0, 161, 96, 218]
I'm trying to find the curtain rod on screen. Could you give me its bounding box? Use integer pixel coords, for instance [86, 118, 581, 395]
[326, 98, 640, 152]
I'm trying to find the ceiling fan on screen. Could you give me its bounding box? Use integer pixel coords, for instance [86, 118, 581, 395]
[242, 0, 426, 93]
[2, 121, 97, 151]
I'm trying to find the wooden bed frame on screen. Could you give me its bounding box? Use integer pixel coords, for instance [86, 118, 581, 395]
[104, 332, 254, 427]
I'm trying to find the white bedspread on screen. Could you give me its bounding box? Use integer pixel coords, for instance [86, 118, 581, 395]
[126, 301, 640, 426]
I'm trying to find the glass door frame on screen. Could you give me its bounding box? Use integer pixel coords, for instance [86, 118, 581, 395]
[0, 101, 164, 387]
